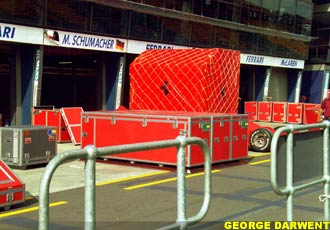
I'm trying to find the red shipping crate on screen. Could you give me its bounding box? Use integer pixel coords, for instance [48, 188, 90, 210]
[32, 108, 71, 143]
[244, 101, 258, 121]
[303, 103, 321, 124]
[0, 160, 25, 209]
[257, 102, 272, 122]
[272, 102, 287, 123]
[287, 103, 303, 124]
[129, 48, 240, 113]
[81, 111, 248, 167]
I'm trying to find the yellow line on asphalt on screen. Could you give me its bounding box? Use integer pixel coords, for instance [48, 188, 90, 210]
[125, 169, 221, 190]
[249, 159, 271, 165]
[0, 201, 67, 218]
[96, 170, 170, 186]
[249, 152, 271, 157]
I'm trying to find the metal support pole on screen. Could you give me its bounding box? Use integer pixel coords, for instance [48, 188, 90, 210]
[85, 145, 98, 230]
[324, 122, 330, 220]
[286, 130, 294, 221]
[176, 136, 187, 230]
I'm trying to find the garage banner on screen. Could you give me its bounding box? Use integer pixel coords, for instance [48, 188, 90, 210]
[43, 29, 127, 53]
[0, 23, 43, 45]
[0, 22, 306, 69]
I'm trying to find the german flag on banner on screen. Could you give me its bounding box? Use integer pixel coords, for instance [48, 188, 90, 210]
[116, 40, 125, 51]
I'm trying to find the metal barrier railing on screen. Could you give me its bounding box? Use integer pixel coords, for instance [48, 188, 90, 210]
[270, 121, 330, 221]
[39, 136, 211, 230]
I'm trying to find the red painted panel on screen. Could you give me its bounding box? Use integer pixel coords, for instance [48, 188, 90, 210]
[303, 103, 321, 124]
[32, 109, 47, 126]
[244, 101, 258, 121]
[257, 102, 272, 122]
[60, 107, 83, 145]
[212, 116, 231, 162]
[272, 102, 287, 123]
[287, 103, 303, 124]
[231, 115, 248, 159]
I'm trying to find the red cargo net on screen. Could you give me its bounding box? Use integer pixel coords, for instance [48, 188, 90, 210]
[129, 48, 240, 113]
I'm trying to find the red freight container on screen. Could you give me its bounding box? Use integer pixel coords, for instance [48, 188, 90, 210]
[287, 103, 303, 124]
[272, 102, 287, 123]
[257, 102, 272, 122]
[0, 160, 25, 209]
[303, 103, 321, 124]
[32, 107, 71, 143]
[244, 101, 258, 121]
[129, 48, 240, 114]
[81, 110, 248, 167]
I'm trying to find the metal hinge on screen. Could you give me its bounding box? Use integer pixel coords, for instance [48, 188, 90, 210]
[173, 120, 178, 129]
[83, 115, 89, 123]
[24, 153, 30, 163]
[46, 150, 51, 161]
[179, 130, 187, 136]
[111, 116, 116, 125]
[142, 118, 147, 127]
[6, 192, 13, 203]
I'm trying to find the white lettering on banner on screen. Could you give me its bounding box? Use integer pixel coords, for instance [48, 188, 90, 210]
[281, 59, 298, 67]
[62, 34, 70, 45]
[0, 25, 15, 39]
[241, 53, 304, 69]
[245, 55, 264, 64]
[61, 34, 115, 49]
[146, 44, 174, 50]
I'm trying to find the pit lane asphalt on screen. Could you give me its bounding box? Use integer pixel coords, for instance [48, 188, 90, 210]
[0, 144, 325, 230]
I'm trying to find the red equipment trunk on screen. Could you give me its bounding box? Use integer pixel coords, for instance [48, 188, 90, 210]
[81, 110, 248, 167]
[0, 160, 25, 209]
[32, 107, 71, 143]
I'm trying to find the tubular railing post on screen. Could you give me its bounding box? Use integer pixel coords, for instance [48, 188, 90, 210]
[84, 145, 98, 230]
[176, 136, 188, 230]
[39, 154, 69, 230]
[323, 122, 330, 221]
[39, 166, 52, 230]
[286, 130, 294, 221]
[157, 137, 211, 230]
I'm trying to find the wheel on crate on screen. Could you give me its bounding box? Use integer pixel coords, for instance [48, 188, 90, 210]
[250, 128, 272, 152]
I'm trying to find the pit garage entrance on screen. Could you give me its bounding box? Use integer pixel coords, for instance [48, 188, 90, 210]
[41, 47, 101, 111]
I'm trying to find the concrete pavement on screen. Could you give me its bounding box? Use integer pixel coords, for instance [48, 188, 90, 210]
[12, 143, 165, 197]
